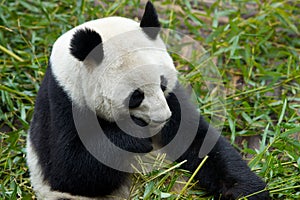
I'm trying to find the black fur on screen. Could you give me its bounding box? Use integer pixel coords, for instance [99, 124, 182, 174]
[29, 64, 152, 197]
[160, 84, 269, 199]
[70, 28, 103, 61]
[127, 88, 145, 108]
[30, 64, 269, 199]
[140, 1, 160, 39]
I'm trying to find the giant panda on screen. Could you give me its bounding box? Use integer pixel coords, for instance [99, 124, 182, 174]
[26, 1, 269, 200]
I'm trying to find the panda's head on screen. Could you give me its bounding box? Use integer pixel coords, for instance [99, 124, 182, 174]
[50, 1, 177, 128]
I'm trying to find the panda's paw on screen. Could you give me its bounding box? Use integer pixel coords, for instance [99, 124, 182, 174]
[215, 182, 269, 200]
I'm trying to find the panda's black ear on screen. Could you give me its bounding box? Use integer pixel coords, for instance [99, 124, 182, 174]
[140, 1, 160, 39]
[70, 28, 103, 62]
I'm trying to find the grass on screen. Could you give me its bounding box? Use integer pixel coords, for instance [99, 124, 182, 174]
[0, 0, 299, 199]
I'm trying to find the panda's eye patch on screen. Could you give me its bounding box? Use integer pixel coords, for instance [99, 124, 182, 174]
[160, 75, 168, 91]
[128, 89, 144, 108]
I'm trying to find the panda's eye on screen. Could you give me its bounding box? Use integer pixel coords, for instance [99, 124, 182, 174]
[128, 89, 144, 108]
[160, 75, 168, 91]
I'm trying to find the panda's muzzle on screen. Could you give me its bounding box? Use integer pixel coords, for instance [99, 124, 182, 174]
[150, 116, 171, 124]
[131, 114, 171, 127]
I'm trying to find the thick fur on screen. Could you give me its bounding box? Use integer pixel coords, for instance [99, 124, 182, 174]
[49, 16, 177, 123]
[27, 1, 269, 200]
[161, 86, 269, 199]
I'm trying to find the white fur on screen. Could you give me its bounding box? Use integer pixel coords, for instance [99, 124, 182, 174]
[27, 133, 131, 200]
[50, 17, 178, 123]
[29, 16, 179, 199]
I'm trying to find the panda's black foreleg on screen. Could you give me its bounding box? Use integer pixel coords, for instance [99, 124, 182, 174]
[98, 117, 153, 153]
[161, 85, 269, 199]
[177, 129, 269, 200]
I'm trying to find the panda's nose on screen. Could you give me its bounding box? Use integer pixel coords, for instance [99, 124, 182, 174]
[150, 108, 172, 124]
[148, 91, 172, 125]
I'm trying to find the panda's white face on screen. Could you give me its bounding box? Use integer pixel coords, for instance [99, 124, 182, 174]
[91, 41, 177, 127]
[50, 16, 178, 128]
